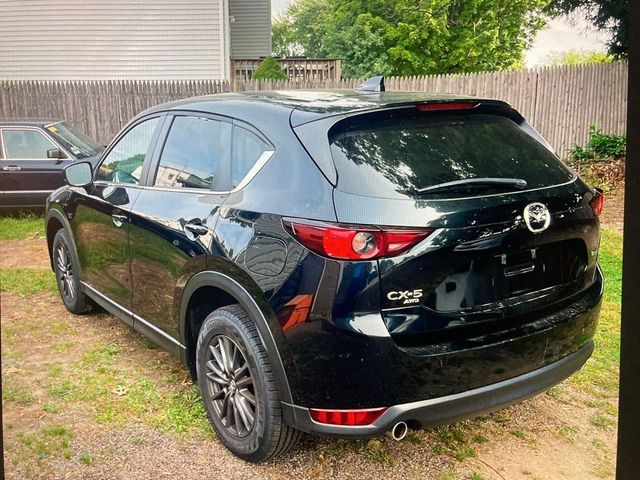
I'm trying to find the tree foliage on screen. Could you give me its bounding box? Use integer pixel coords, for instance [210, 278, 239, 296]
[251, 56, 288, 81]
[545, 49, 615, 65]
[546, 0, 628, 57]
[273, 0, 550, 78]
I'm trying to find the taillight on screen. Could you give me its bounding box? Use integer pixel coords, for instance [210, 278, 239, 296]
[417, 102, 478, 111]
[283, 220, 432, 260]
[309, 407, 387, 426]
[590, 189, 604, 217]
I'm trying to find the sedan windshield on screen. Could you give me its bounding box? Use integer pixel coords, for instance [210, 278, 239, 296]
[45, 122, 102, 159]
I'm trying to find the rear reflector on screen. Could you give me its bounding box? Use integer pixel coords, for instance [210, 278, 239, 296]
[283, 219, 433, 260]
[309, 407, 388, 426]
[590, 189, 604, 217]
[417, 102, 478, 111]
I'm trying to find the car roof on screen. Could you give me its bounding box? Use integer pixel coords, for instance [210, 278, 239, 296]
[141, 90, 509, 128]
[0, 119, 62, 127]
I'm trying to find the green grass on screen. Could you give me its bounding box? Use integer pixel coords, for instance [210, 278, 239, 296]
[363, 439, 394, 465]
[558, 425, 579, 442]
[0, 268, 56, 295]
[0, 215, 44, 240]
[49, 380, 76, 399]
[3, 386, 36, 406]
[42, 403, 61, 414]
[42, 340, 213, 436]
[600, 229, 622, 304]
[17, 424, 74, 460]
[53, 340, 75, 353]
[432, 423, 478, 461]
[571, 229, 622, 396]
[590, 413, 617, 429]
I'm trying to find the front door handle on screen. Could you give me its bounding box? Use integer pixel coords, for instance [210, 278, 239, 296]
[1, 165, 21, 171]
[112, 213, 128, 227]
[184, 221, 209, 237]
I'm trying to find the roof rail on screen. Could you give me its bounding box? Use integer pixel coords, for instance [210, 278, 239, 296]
[356, 75, 385, 92]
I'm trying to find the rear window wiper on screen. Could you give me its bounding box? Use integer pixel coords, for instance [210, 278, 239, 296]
[415, 177, 528, 195]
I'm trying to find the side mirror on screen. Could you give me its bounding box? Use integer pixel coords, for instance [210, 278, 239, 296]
[64, 161, 93, 187]
[47, 148, 65, 159]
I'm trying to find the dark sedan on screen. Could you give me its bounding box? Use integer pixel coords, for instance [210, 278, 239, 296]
[0, 120, 103, 210]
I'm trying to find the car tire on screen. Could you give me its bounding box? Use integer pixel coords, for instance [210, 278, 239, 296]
[196, 304, 301, 462]
[52, 229, 88, 315]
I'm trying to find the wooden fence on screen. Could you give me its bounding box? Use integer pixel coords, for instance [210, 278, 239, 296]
[0, 62, 628, 156]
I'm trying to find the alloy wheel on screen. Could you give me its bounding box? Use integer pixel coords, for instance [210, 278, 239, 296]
[205, 335, 257, 438]
[55, 243, 75, 302]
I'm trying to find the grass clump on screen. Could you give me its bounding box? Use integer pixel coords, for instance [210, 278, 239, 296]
[364, 439, 394, 465]
[558, 425, 579, 442]
[0, 268, 56, 295]
[18, 424, 74, 460]
[3, 385, 36, 406]
[0, 215, 44, 240]
[432, 422, 479, 462]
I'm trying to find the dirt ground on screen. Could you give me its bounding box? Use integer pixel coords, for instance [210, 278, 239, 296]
[600, 191, 624, 234]
[1, 218, 620, 479]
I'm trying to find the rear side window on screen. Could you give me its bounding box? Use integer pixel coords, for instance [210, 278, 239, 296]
[2, 129, 57, 160]
[329, 112, 574, 199]
[231, 126, 271, 188]
[97, 117, 160, 184]
[154, 116, 231, 190]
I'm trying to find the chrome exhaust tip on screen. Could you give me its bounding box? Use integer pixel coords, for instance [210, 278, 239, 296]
[386, 421, 408, 441]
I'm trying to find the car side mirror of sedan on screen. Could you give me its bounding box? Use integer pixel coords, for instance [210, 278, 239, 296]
[64, 161, 93, 188]
[47, 148, 66, 159]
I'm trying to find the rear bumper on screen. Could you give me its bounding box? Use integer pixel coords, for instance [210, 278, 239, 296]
[282, 341, 593, 437]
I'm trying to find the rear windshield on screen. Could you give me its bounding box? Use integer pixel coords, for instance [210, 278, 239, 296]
[329, 111, 574, 199]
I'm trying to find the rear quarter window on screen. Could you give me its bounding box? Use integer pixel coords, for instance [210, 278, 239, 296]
[231, 125, 272, 189]
[329, 112, 574, 199]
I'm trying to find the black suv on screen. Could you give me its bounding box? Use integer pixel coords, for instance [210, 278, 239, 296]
[46, 85, 603, 462]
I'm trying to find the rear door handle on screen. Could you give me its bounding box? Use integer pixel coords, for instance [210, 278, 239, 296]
[184, 221, 209, 237]
[1, 165, 21, 171]
[112, 213, 128, 227]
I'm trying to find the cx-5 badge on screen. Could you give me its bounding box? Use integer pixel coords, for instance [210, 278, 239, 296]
[524, 202, 551, 233]
[387, 289, 423, 304]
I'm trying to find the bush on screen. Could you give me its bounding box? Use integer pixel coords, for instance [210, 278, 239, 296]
[568, 124, 626, 192]
[570, 124, 626, 162]
[251, 56, 288, 81]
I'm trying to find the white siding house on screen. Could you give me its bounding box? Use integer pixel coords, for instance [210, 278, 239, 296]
[0, 0, 271, 80]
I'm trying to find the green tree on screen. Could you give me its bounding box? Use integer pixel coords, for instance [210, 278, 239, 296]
[273, 0, 550, 78]
[546, 0, 628, 57]
[251, 56, 288, 80]
[272, 18, 303, 57]
[545, 50, 615, 66]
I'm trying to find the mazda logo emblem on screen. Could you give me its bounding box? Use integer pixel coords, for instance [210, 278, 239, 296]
[523, 202, 551, 233]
